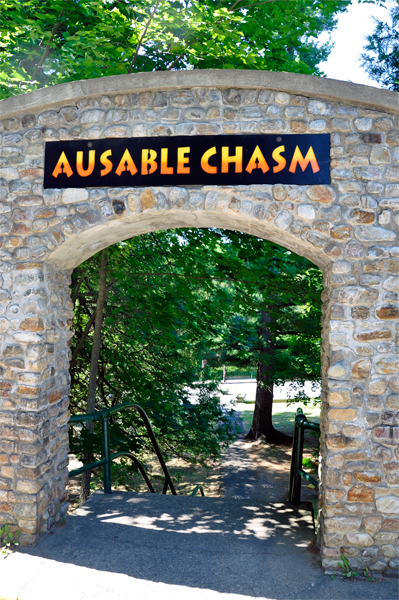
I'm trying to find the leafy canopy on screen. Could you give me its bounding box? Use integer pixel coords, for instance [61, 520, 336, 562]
[0, 0, 365, 98]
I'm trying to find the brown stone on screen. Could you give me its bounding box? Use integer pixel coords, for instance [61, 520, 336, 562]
[364, 259, 399, 273]
[290, 120, 307, 133]
[331, 225, 353, 240]
[306, 185, 335, 203]
[351, 307, 369, 319]
[327, 436, 362, 450]
[354, 329, 393, 342]
[348, 485, 375, 503]
[343, 472, 352, 485]
[328, 408, 358, 421]
[351, 359, 371, 379]
[324, 243, 342, 258]
[140, 189, 155, 211]
[16, 263, 42, 270]
[326, 489, 346, 502]
[382, 519, 399, 530]
[13, 224, 31, 235]
[361, 133, 381, 144]
[376, 305, 399, 320]
[19, 318, 44, 332]
[347, 209, 375, 224]
[354, 471, 382, 483]
[383, 462, 399, 472]
[375, 358, 399, 375]
[17, 386, 41, 396]
[355, 346, 373, 356]
[18, 168, 43, 179]
[363, 517, 381, 533]
[328, 390, 351, 407]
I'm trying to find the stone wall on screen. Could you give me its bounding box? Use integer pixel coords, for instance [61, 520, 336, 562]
[0, 71, 398, 574]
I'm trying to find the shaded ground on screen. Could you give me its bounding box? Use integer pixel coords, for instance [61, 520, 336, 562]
[2, 492, 397, 600]
[68, 402, 320, 511]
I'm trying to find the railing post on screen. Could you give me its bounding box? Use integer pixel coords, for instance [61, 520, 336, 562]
[102, 411, 112, 494]
[289, 420, 298, 500]
[291, 416, 305, 505]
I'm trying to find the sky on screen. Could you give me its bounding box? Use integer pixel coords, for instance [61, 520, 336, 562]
[318, 0, 392, 87]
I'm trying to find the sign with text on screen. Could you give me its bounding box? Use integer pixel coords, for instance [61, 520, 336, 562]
[44, 133, 330, 189]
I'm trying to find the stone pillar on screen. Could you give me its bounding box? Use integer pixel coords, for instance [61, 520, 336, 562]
[0, 262, 72, 544]
[320, 255, 399, 575]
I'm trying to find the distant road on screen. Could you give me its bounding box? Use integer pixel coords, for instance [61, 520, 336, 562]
[218, 379, 321, 405]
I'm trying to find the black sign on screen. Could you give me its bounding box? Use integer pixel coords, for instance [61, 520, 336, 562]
[43, 134, 330, 189]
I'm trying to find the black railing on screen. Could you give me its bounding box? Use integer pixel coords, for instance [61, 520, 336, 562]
[289, 408, 320, 504]
[68, 402, 204, 497]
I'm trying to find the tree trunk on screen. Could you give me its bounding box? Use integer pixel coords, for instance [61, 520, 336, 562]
[245, 311, 291, 445]
[80, 249, 109, 503]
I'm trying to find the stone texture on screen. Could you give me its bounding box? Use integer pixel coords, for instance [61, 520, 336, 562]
[0, 73, 398, 577]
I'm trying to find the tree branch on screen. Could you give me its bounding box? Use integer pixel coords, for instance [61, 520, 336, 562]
[127, 0, 161, 73]
[31, 3, 69, 81]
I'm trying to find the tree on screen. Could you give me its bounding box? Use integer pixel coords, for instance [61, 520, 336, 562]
[361, 1, 399, 91]
[0, 0, 358, 99]
[197, 230, 322, 443]
[69, 231, 241, 474]
[70, 229, 322, 476]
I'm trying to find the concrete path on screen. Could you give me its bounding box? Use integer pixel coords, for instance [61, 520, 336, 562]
[1, 491, 398, 600]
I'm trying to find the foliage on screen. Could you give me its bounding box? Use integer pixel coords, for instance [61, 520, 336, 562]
[0, 525, 19, 556]
[361, 1, 399, 90]
[0, 0, 360, 99]
[70, 228, 322, 465]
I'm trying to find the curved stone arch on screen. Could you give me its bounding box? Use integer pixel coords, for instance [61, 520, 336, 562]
[1, 70, 399, 576]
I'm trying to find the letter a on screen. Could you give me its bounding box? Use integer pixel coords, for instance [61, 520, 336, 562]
[245, 146, 269, 174]
[289, 146, 320, 174]
[52, 151, 73, 178]
[115, 149, 138, 176]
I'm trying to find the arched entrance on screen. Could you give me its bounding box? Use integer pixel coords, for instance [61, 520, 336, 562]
[0, 70, 398, 574]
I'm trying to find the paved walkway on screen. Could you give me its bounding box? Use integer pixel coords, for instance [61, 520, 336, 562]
[1, 436, 398, 599]
[1, 492, 397, 600]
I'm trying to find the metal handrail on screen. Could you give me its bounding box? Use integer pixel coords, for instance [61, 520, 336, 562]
[68, 402, 196, 496]
[289, 408, 320, 504]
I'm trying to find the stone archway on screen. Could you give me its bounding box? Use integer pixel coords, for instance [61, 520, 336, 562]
[0, 70, 398, 575]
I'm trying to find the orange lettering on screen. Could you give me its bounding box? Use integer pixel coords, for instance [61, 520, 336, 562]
[160, 148, 173, 175]
[115, 149, 138, 176]
[272, 145, 286, 174]
[141, 149, 158, 175]
[100, 150, 113, 176]
[52, 151, 73, 178]
[201, 147, 217, 174]
[289, 146, 320, 174]
[177, 147, 190, 174]
[76, 150, 95, 177]
[221, 146, 243, 174]
[245, 145, 269, 174]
